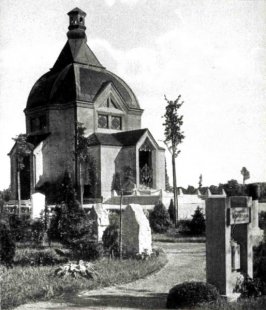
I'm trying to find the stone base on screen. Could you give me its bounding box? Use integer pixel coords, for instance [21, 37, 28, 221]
[221, 293, 241, 303]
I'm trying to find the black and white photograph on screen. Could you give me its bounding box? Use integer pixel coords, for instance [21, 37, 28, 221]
[0, 1, 266, 309]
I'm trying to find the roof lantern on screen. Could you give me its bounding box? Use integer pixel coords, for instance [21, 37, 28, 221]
[67, 7, 87, 39]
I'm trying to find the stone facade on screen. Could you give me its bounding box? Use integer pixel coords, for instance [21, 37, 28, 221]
[9, 8, 165, 202]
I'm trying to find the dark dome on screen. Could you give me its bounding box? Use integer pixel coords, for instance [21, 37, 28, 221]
[26, 24, 140, 110]
[26, 63, 140, 110]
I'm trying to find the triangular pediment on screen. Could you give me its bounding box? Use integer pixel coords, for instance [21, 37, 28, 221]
[94, 82, 127, 114]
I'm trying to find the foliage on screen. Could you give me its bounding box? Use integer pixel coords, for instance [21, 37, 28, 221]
[71, 239, 104, 261]
[0, 221, 16, 267]
[241, 167, 250, 185]
[149, 201, 171, 233]
[102, 224, 119, 257]
[186, 185, 196, 194]
[199, 174, 203, 188]
[47, 172, 95, 247]
[177, 219, 193, 235]
[259, 211, 266, 229]
[111, 166, 135, 195]
[8, 214, 31, 242]
[163, 95, 185, 157]
[12, 134, 33, 169]
[47, 205, 62, 242]
[0, 188, 11, 202]
[189, 207, 206, 235]
[30, 219, 45, 244]
[168, 199, 175, 223]
[54, 261, 99, 279]
[246, 183, 261, 200]
[14, 248, 68, 266]
[222, 179, 245, 197]
[235, 274, 263, 298]
[135, 248, 163, 260]
[254, 241, 266, 288]
[163, 95, 185, 226]
[1, 252, 167, 310]
[166, 281, 220, 309]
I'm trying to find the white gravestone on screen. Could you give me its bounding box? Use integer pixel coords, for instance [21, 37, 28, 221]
[90, 204, 109, 242]
[31, 192, 45, 219]
[122, 204, 152, 255]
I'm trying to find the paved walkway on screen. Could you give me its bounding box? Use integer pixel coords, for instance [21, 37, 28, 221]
[15, 243, 205, 310]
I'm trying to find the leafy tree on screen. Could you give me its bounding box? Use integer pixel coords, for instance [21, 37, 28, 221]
[163, 95, 185, 226]
[186, 185, 196, 194]
[223, 179, 245, 197]
[150, 201, 171, 233]
[241, 167, 250, 185]
[12, 134, 33, 216]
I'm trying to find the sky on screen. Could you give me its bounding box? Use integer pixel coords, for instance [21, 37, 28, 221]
[0, 0, 265, 190]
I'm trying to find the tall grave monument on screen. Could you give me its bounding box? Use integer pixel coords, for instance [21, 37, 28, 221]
[206, 196, 254, 298]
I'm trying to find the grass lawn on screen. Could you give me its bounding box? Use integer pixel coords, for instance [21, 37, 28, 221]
[152, 226, 205, 243]
[1, 253, 167, 310]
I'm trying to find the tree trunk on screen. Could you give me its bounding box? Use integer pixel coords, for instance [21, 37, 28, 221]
[79, 162, 83, 208]
[119, 192, 123, 260]
[17, 169, 21, 218]
[172, 153, 178, 226]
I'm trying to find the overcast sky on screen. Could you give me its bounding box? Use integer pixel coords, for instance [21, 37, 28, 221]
[0, 0, 265, 190]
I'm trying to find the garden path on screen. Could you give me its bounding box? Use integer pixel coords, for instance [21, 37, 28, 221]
[15, 242, 205, 310]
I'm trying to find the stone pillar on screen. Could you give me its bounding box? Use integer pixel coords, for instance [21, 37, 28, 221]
[206, 197, 233, 295]
[206, 196, 254, 298]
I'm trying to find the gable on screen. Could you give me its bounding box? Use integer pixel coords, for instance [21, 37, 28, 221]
[94, 81, 127, 114]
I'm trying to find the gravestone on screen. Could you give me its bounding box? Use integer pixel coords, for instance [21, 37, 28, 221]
[31, 192, 45, 219]
[206, 196, 254, 299]
[122, 204, 152, 255]
[89, 204, 109, 242]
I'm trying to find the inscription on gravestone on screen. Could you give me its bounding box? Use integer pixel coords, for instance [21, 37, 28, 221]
[227, 207, 251, 225]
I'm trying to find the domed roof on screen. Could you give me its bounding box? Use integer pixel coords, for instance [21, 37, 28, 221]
[26, 9, 140, 111]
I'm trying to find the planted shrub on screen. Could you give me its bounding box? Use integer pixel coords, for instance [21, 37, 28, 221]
[14, 248, 68, 266]
[0, 221, 16, 267]
[8, 214, 31, 242]
[102, 224, 119, 257]
[168, 199, 175, 224]
[236, 274, 263, 298]
[253, 241, 266, 294]
[189, 207, 205, 235]
[71, 237, 104, 261]
[54, 261, 99, 279]
[166, 281, 220, 309]
[149, 201, 171, 233]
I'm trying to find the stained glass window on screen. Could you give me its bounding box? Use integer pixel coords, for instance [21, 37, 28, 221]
[111, 116, 122, 130]
[98, 114, 108, 128]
